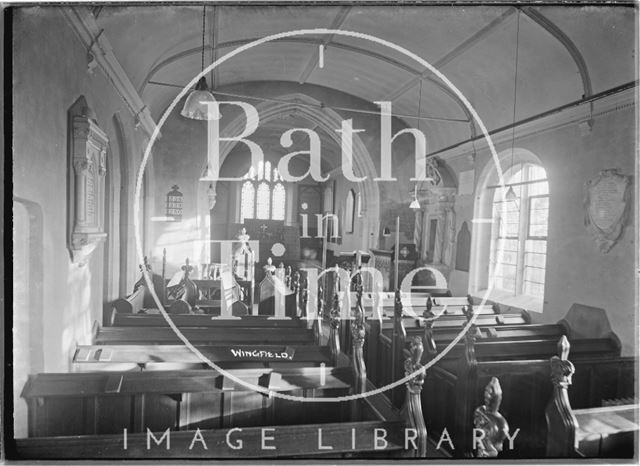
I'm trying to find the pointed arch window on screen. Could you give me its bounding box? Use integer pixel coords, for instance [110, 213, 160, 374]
[240, 161, 286, 222]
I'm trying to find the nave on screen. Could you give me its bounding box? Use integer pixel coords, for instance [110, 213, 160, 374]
[15, 261, 637, 459]
[9, 3, 638, 462]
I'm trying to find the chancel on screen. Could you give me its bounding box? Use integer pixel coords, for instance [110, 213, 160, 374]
[8, 3, 638, 462]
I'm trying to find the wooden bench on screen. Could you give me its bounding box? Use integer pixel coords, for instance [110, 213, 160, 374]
[93, 325, 316, 346]
[423, 335, 634, 458]
[16, 290, 447, 460]
[545, 337, 638, 458]
[73, 344, 331, 371]
[110, 312, 308, 328]
[21, 366, 356, 437]
[112, 287, 145, 315]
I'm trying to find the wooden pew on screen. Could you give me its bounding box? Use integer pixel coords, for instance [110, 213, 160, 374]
[112, 286, 145, 315]
[20, 366, 356, 437]
[110, 312, 307, 328]
[116, 258, 251, 321]
[545, 337, 638, 458]
[356, 292, 529, 326]
[361, 291, 632, 457]
[364, 292, 541, 397]
[93, 325, 316, 346]
[132, 254, 168, 309]
[73, 344, 331, 371]
[424, 334, 634, 458]
[16, 286, 445, 460]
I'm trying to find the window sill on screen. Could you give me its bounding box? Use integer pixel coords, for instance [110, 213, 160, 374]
[476, 288, 543, 313]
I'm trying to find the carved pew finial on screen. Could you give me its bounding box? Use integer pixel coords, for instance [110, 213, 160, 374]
[390, 289, 407, 406]
[329, 293, 341, 364]
[285, 265, 292, 288]
[425, 295, 433, 315]
[300, 273, 309, 316]
[423, 309, 437, 357]
[161, 248, 167, 303]
[551, 335, 575, 389]
[264, 257, 276, 275]
[350, 292, 366, 394]
[401, 336, 427, 457]
[473, 377, 510, 457]
[545, 335, 579, 457]
[292, 271, 300, 293]
[177, 258, 198, 309]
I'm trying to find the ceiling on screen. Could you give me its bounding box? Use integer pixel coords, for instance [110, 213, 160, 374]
[93, 4, 636, 153]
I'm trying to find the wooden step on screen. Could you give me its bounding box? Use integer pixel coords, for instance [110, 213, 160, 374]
[14, 421, 407, 459]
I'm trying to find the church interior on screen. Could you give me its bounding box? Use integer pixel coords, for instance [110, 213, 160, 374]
[9, 4, 638, 460]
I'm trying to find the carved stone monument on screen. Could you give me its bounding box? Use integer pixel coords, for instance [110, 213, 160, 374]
[584, 169, 631, 253]
[67, 97, 108, 265]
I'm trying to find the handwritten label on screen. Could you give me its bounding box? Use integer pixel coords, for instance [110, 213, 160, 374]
[229, 347, 295, 361]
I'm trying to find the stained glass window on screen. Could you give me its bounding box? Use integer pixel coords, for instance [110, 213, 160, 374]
[489, 163, 548, 298]
[240, 163, 286, 221]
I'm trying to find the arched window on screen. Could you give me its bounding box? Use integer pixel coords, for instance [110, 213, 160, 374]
[240, 160, 286, 222]
[345, 189, 356, 233]
[489, 163, 548, 298]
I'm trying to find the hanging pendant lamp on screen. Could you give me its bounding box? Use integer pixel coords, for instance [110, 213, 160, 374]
[181, 5, 217, 120]
[409, 80, 425, 210]
[505, 11, 521, 205]
[409, 184, 421, 210]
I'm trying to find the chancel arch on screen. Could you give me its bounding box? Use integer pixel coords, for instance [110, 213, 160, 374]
[196, 92, 382, 263]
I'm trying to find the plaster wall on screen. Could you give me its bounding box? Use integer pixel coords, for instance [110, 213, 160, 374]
[453, 104, 636, 355]
[12, 7, 143, 384]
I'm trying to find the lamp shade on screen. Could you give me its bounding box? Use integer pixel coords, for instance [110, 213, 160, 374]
[181, 77, 219, 120]
[505, 186, 517, 201]
[409, 183, 421, 209]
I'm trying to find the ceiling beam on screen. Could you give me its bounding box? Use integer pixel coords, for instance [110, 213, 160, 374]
[62, 6, 158, 138]
[148, 80, 468, 123]
[521, 6, 592, 98]
[297, 6, 351, 84]
[140, 37, 472, 124]
[386, 7, 515, 102]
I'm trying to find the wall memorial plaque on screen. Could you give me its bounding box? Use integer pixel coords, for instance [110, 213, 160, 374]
[584, 169, 631, 253]
[67, 97, 108, 265]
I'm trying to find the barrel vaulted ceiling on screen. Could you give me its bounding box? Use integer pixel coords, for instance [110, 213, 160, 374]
[92, 4, 636, 153]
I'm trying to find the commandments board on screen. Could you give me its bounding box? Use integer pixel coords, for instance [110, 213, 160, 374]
[584, 169, 630, 253]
